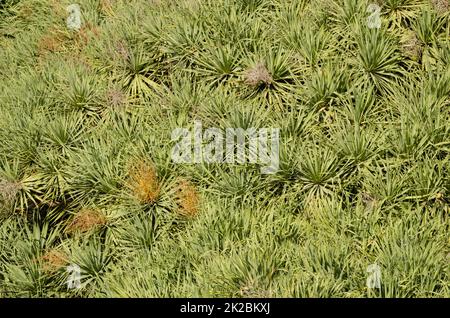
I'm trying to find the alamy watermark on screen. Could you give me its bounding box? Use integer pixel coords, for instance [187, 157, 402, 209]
[67, 264, 81, 290]
[171, 121, 280, 174]
[66, 4, 82, 31]
[366, 263, 381, 289]
[367, 3, 382, 29]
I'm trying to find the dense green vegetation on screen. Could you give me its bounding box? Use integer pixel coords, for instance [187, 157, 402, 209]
[0, 0, 449, 297]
